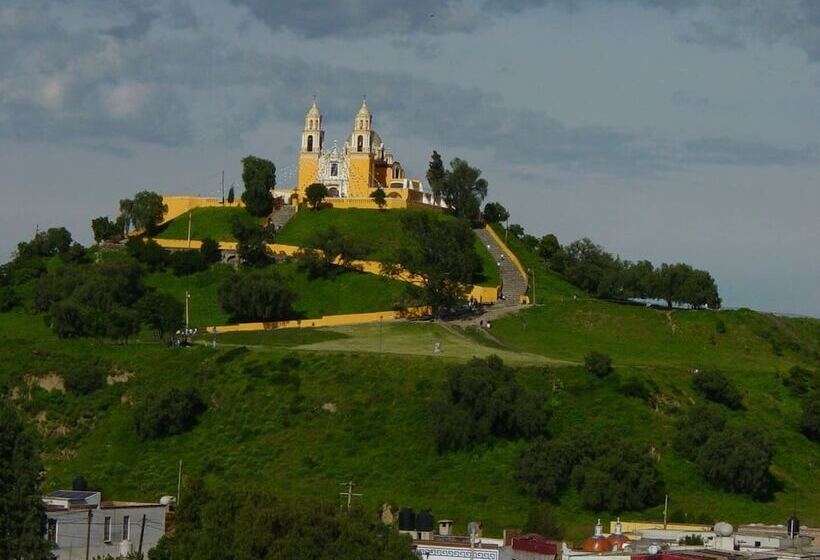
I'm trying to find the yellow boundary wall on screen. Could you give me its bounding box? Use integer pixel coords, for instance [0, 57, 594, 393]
[208, 306, 431, 333]
[161, 196, 244, 225]
[152, 239, 499, 304]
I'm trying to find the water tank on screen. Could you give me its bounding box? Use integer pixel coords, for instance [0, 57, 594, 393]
[787, 516, 800, 538]
[159, 496, 177, 509]
[398, 509, 416, 532]
[714, 522, 734, 537]
[416, 511, 435, 532]
[72, 476, 88, 491]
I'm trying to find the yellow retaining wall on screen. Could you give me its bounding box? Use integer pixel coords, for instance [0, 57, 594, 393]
[208, 306, 431, 333]
[612, 521, 712, 535]
[162, 195, 243, 224]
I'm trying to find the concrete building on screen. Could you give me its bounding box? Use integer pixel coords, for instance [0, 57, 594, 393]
[43, 490, 166, 559]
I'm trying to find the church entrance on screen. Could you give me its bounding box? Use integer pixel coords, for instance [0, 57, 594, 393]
[327, 186, 340, 198]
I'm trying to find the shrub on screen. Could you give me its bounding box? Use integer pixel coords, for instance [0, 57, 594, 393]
[432, 355, 548, 452]
[136, 292, 184, 341]
[524, 502, 564, 540]
[673, 403, 727, 457]
[799, 393, 820, 442]
[64, 363, 106, 395]
[715, 318, 727, 334]
[619, 375, 658, 404]
[783, 366, 817, 397]
[126, 238, 169, 272]
[584, 352, 612, 377]
[200, 238, 221, 265]
[133, 388, 206, 440]
[0, 285, 20, 311]
[696, 426, 773, 498]
[692, 370, 743, 409]
[305, 182, 328, 209]
[169, 250, 207, 276]
[218, 269, 296, 322]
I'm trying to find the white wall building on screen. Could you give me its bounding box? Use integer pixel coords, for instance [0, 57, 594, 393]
[43, 490, 166, 559]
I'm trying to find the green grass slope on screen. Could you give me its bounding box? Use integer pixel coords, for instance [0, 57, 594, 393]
[155, 207, 261, 242]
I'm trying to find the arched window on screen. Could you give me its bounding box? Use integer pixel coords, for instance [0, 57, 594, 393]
[357, 135, 363, 152]
[393, 166, 399, 178]
[306, 135, 313, 152]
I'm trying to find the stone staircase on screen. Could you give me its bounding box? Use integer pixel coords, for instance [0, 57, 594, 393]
[270, 204, 296, 231]
[474, 228, 528, 306]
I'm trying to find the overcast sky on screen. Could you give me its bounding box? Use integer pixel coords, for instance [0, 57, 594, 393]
[1, 0, 818, 316]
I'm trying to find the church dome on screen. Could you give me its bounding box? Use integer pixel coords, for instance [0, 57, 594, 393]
[582, 536, 613, 552]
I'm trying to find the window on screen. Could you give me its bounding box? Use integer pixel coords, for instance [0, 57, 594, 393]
[104, 516, 111, 542]
[47, 518, 58, 545]
[330, 162, 338, 177]
[755, 542, 761, 548]
[122, 516, 130, 541]
[357, 135, 363, 152]
[306, 135, 313, 152]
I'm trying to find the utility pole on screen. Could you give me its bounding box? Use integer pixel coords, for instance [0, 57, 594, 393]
[184, 290, 190, 332]
[177, 460, 183, 508]
[85, 509, 92, 560]
[187, 211, 192, 249]
[221, 170, 225, 205]
[663, 494, 668, 529]
[138, 514, 146, 554]
[339, 481, 362, 513]
[529, 267, 535, 305]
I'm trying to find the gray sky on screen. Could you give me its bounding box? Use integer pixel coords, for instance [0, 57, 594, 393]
[1, 0, 818, 316]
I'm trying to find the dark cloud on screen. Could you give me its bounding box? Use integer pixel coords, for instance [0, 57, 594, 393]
[681, 137, 819, 166]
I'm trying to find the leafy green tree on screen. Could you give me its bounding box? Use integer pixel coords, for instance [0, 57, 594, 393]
[516, 437, 581, 500]
[104, 306, 140, 343]
[524, 502, 564, 540]
[584, 351, 612, 377]
[91, 216, 124, 243]
[296, 226, 365, 279]
[119, 191, 167, 235]
[0, 401, 53, 560]
[692, 370, 743, 409]
[169, 250, 207, 276]
[388, 211, 480, 315]
[231, 215, 270, 267]
[241, 155, 275, 217]
[696, 426, 773, 498]
[136, 292, 184, 341]
[64, 362, 106, 395]
[226, 185, 235, 204]
[218, 269, 296, 322]
[305, 182, 328, 210]
[16, 227, 74, 259]
[49, 299, 88, 338]
[432, 355, 547, 451]
[199, 237, 221, 265]
[133, 387, 206, 440]
[370, 187, 387, 209]
[436, 158, 488, 219]
[799, 392, 820, 442]
[673, 403, 727, 456]
[783, 366, 817, 397]
[0, 285, 21, 312]
[126, 238, 170, 272]
[426, 150, 446, 193]
[537, 234, 560, 262]
[483, 202, 509, 224]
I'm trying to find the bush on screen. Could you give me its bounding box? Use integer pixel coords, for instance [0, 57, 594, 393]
[126, 238, 169, 272]
[696, 426, 773, 498]
[619, 375, 658, 404]
[673, 403, 727, 457]
[136, 292, 184, 340]
[692, 370, 743, 409]
[169, 250, 207, 276]
[218, 269, 296, 322]
[799, 392, 820, 442]
[524, 502, 563, 540]
[64, 364, 106, 395]
[432, 355, 548, 452]
[200, 238, 221, 265]
[715, 318, 727, 334]
[0, 285, 20, 311]
[133, 388, 206, 440]
[584, 352, 612, 377]
[783, 366, 817, 397]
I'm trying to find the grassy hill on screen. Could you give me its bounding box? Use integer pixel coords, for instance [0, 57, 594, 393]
[3, 213, 819, 543]
[155, 207, 259, 242]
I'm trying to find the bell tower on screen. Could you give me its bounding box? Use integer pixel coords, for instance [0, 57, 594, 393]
[348, 97, 375, 197]
[297, 97, 324, 196]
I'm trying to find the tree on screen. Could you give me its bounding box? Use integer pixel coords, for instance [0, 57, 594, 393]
[370, 187, 387, 209]
[120, 191, 167, 235]
[91, 216, 124, 243]
[692, 370, 743, 410]
[432, 355, 547, 451]
[16, 227, 74, 258]
[231, 215, 270, 267]
[0, 285, 20, 312]
[507, 224, 525, 239]
[524, 502, 564, 540]
[436, 158, 488, 219]
[199, 237, 222, 265]
[218, 269, 296, 322]
[241, 155, 276, 217]
[0, 401, 53, 560]
[133, 387, 206, 440]
[136, 292, 184, 341]
[426, 150, 446, 194]
[64, 362, 106, 395]
[673, 403, 727, 457]
[126, 238, 169, 272]
[227, 185, 235, 204]
[105, 306, 140, 343]
[483, 202, 509, 224]
[537, 234, 560, 262]
[50, 299, 88, 338]
[169, 250, 207, 276]
[584, 351, 613, 378]
[799, 392, 820, 442]
[296, 226, 365, 279]
[696, 426, 773, 498]
[305, 182, 328, 210]
[389, 211, 481, 315]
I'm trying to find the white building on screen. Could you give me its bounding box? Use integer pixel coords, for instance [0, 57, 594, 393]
[43, 490, 166, 559]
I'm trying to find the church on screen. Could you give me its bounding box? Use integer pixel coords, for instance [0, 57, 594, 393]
[293, 98, 442, 208]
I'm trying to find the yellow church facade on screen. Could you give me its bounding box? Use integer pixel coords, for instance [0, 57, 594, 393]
[292, 98, 443, 209]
